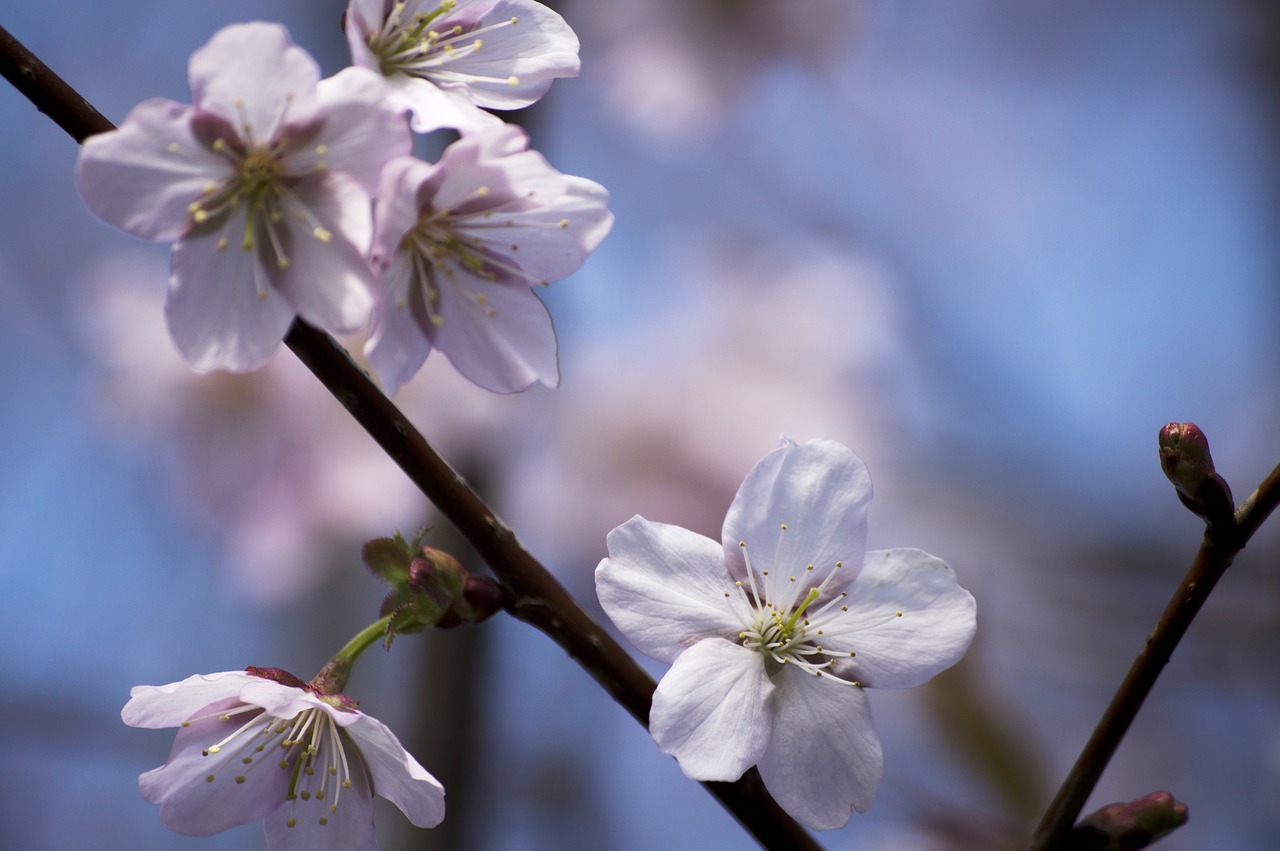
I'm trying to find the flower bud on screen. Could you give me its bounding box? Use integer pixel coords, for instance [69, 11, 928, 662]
[1066, 790, 1188, 850]
[1158, 422, 1234, 527]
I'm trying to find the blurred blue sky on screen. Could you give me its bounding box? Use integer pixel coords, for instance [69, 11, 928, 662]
[2, 1, 1278, 849]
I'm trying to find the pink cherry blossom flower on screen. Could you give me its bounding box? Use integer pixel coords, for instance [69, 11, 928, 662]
[124, 669, 444, 850]
[364, 124, 612, 393]
[75, 22, 411, 372]
[346, 0, 580, 133]
[595, 437, 977, 830]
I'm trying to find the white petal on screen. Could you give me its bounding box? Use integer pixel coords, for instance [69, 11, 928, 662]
[188, 23, 319, 146]
[122, 671, 251, 728]
[344, 715, 446, 828]
[756, 665, 883, 830]
[262, 743, 377, 851]
[270, 173, 375, 335]
[75, 99, 228, 242]
[595, 516, 742, 663]
[650, 638, 775, 782]
[306, 67, 411, 192]
[823, 548, 977, 689]
[723, 437, 872, 593]
[166, 222, 296, 372]
[138, 697, 289, 835]
[390, 77, 505, 135]
[364, 253, 434, 392]
[432, 274, 559, 392]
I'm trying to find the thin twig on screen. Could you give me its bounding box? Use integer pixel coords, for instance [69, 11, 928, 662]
[1028, 459, 1280, 851]
[0, 24, 819, 850]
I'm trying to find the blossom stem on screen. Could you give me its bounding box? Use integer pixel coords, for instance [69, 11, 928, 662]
[310, 616, 395, 695]
[1028, 458, 1280, 851]
[0, 29, 821, 850]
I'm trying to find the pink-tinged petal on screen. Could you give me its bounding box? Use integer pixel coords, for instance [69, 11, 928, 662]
[596, 517, 742, 663]
[371, 157, 435, 267]
[756, 666, 883, 830]
[425, 124, 529, 211]
[723, 437, 872, 593]
[75, 99, 228, 241]
[344, 714, 446, 828]
[234, 679, 343, 724]
[432, 277, 558, 392]
[122, 672, 251, 728]
[188, 23, 319, 145]
[460, 172, 613, 283]
[387, 76, 505, 135]
[343, 0, 388, 60]
[302, 67, 411, 193]
[138, 697, 290, 835]
[650, 638, 774, 781]
[270, 173, 375, 334]
[435, 0, 580, 109]
[365, 254, 434, 393]
[262, 744, 376, 851]
[166, 223, 296, 372]
[823, 549, 977, 689]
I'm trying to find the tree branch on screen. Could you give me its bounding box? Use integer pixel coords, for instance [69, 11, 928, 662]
[1027, 458, 1280, 851]
[0, 24, 819, 850]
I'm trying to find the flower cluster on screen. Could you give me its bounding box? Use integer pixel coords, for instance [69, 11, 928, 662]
[76, 1, 609, 391]
[596, 437, 977, 829]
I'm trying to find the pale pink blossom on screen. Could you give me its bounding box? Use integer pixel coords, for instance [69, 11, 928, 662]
[75, 22, 410, 372]
[365, 125, 612, 392]
[595, 438, 977, 829]
[346, 0, 580, 133]
[124, 669, 444, 850]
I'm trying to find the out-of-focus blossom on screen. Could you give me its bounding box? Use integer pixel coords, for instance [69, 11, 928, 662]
[75, 22, 410, 372]
[124, 669, 444, 850]
[346, 0, 580, 133]
[596, 438, 976, 829]
[574, 0, 857, 144]
[365, 125, 613, 393]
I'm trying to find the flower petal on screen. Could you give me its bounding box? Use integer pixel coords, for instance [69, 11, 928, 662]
[387, 76, 506, 135]
[188, 23, 319, 145]
[122, 671, 252, 728]
[723, 437, 872, 593]
[595, 516, 742, 663]
[650, 638, 775, 781]
[262, 743, 377, 851]
[75, 99, 227, 242]
[344, 714, 446, 828]
[756, 665, 883, 830]
[269, 173, 375, 335]
[432, 276, 559, 392]
[304, 67, 411, 193]
[432, 0, 580, 110]
[365, 254, 434, 393]
[823, 548, 977, 689]
[138, 697, 290, 835]
[165, 223, 296, 372]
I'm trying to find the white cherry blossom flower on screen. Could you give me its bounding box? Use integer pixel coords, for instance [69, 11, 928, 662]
[365, 124, 612, 392]
[595, 437, 977, 830]
[346, 0, 580, 133]
[123, 669, 444, 850]
[75, 22, 410, 372]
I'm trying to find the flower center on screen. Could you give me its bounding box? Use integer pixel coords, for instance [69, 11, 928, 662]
[186, 703, 355, 829]
[731, 523, 861, 685]
[369, 1, 522, 89]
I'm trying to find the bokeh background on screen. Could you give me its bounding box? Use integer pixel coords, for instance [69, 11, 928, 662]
[2, 1, 1278, 848]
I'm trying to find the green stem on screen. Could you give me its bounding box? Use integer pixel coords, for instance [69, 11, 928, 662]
[310, 615, 393, 695]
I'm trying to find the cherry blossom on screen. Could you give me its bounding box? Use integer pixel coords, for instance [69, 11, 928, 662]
[595, 437, 977, 829]
[75, 22, 410, 372]
[365, 124, 612, 393]
[346, 0, 580, 132]
[124, 669, 444, 850]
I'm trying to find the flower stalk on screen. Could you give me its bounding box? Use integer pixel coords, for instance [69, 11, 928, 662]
[309, 615, 395, 695]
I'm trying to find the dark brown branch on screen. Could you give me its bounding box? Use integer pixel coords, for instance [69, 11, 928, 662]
[0, 24, 819, 850]
[1028, 459, 1280, 851]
